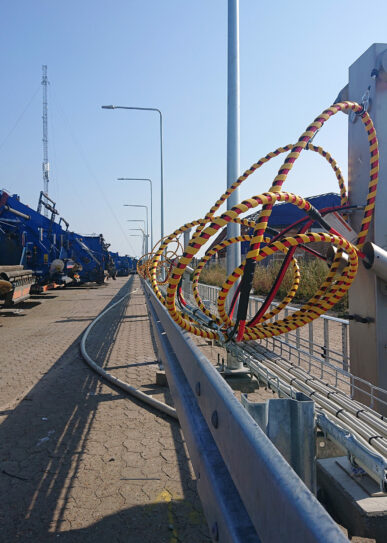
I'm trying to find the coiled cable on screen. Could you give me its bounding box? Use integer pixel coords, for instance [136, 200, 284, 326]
[144, 101, 378, 344]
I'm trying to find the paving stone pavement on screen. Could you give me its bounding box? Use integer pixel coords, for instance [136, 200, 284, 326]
[0, 276, 210, 542]
[0, 276, 375, 543]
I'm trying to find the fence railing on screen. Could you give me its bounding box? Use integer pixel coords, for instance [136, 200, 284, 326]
[194, 282, 387, 413]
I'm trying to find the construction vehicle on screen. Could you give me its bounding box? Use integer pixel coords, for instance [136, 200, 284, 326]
[0, 191, 36, 305]
[60, 233, 113, 284]
[0, 190, 127, 298]
[109, 252, 137, 276]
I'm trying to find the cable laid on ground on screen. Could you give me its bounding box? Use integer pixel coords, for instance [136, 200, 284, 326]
[80, 283, 178, 420]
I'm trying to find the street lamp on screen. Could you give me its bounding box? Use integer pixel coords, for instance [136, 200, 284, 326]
[102, 105, 164, 241]
[118, 178, 153, 249]
[124, 204, 149, 254]
[129, 234, 144, 256]
[127, 219, 146, 231]
[129, 228, 146, 256]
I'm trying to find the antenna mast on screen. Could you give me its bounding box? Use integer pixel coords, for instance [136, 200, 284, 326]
[41, 65, 50, 216]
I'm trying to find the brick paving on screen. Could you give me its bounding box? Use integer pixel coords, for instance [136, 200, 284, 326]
[0, 276, 210, 542]
[0, 275, 376, 543]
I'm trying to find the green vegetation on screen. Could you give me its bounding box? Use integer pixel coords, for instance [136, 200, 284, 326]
[198, 259, 348, 314]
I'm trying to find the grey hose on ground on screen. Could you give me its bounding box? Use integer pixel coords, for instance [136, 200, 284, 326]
[80, 286, 178, 420]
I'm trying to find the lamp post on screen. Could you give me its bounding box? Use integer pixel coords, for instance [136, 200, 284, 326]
[227, 0, 240, 286]
[118, 178, 153, 249]
[129, 234, 144, 256]
[124, 204, 149, 254]
[102, 105, 164, 241]
[127, 219, 146, 231]
[129, 228, 146, 256]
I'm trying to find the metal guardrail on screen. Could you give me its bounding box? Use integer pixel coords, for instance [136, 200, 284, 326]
[144, 280, 349, 543]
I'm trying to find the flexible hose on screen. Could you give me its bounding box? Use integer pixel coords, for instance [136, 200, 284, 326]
[80, 283, 178, 420]
[141, 101, 379, 344]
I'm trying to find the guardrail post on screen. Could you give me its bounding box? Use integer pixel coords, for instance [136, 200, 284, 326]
[241, 392, 316, 493]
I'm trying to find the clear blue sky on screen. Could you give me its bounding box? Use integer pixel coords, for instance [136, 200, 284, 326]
[1, 0, 387, 257]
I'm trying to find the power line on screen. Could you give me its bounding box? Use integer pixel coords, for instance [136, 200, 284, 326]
[0, 85, 40, 154]
[49, 90, 136, 255]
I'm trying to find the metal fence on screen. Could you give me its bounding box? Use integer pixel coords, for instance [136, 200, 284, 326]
[195, 282, 387, 413]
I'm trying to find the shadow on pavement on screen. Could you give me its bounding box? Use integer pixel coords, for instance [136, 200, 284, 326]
[0, 276, 209, 542]
[48, 500, 209, 543]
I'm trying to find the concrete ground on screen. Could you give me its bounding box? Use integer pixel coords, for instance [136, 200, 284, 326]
[0, 276, 210, 542]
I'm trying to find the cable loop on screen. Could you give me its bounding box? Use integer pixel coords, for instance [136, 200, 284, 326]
[141, 101, 378, 343]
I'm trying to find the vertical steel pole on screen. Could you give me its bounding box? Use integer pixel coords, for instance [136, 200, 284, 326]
[183, 229, 191, 253]
[226, 0, 243, 372]
[149, 179, 153, 251]
[102, 106, 163, 243]
[119, 179, 153, 250]
[183, 228, 192, 299]
[226, 0, 241, 280]
[145, 206, 149, 255]
[159, 111, 164, 242]
[348, 44, 387, 415]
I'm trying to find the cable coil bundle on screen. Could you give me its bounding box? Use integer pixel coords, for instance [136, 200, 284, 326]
[139, 102, 378, 344]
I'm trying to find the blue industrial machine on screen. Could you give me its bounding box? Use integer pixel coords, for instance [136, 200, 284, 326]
[108, 252, 137, 276]
[127, 256, 137, 274]
[61, 233, 115, 284]
[0, 191, 75, 290]
[0, 190, 133, 303]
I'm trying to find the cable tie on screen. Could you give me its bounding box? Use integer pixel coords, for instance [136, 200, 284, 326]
[355, 409, 365, 418]
[307, 129, 320, 145]
[354, 105, 365, 116]
[335, 408, 345, 417]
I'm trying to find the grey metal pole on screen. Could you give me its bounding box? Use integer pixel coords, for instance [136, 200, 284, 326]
[226, 0, 241, 280]
[226, 0, 243, 372]
[183, 228, 192, 299]
[129, 234, 143, 257]
[124, 204, 149, 255]
[102, 105, 164, 243]
[118, 178, 153, 249]
[129, 228, 146, 254]
[145, 206, 148, 254]
[127, 219, 146, 231]
[158, 111, 164, 242]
